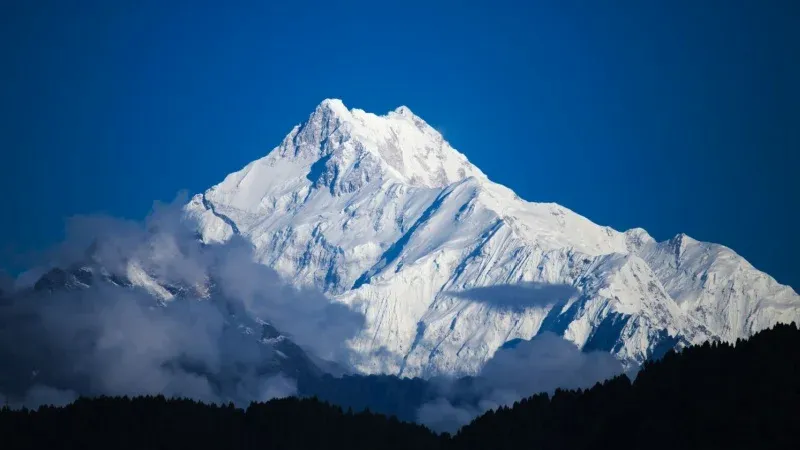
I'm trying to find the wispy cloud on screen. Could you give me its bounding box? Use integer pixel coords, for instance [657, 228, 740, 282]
[0, 193, 363, 409]
[444, 282, 578, 311]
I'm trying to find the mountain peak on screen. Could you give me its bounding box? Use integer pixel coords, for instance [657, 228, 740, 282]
[624, 227, 655, 253]
[289, 99, 485, 189]
[670, 233, 696, 250]
[317, 98, 349, 114]
[315, 99, 417, 119]
[308, 98, 352, 125]
[392, 105, 415, 117]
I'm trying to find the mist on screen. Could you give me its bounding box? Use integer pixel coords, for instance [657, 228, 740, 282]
[0, 193, 363, 408]
[417, 332, 624, 433]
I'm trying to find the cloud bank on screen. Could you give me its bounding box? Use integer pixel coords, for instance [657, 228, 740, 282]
[0, 193, 363, 409]
[417, 332, 624, 433]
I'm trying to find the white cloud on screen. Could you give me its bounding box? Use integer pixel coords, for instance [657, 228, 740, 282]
[0, 193, 362, 409]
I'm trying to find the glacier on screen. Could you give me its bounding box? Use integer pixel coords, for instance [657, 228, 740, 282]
[185, 98, 800, 378]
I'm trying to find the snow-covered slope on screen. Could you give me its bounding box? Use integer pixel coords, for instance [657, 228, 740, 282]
[632, 232, 799, 343]
[185, 99, 799, 378]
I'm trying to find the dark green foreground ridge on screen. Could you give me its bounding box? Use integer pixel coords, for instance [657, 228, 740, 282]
[3, 322, 798, 450]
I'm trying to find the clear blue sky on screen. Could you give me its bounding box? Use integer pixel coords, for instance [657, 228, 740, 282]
[1, 0, 797, 289]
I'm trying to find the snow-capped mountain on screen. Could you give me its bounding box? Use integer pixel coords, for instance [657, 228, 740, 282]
[185, 99, 800, 378]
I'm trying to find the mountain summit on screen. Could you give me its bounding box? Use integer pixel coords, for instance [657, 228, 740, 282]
[186, 99, 800, 377]
[284, 98, 484, 191]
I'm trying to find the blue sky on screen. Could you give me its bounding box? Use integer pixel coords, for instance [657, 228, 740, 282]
[1, 0, 797, 289]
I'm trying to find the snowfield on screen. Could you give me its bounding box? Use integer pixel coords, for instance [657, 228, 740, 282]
[185, 99, 800, 377]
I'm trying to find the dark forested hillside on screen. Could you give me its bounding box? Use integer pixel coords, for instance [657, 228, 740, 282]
[296, 373, 437, 423]
[453, 322, 800, 449]
[0, 396, 444, 450]
[2, 323, 798, 450]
